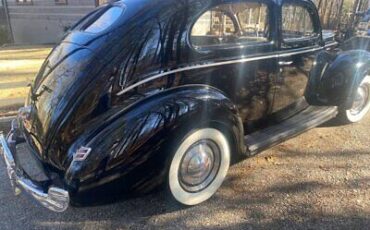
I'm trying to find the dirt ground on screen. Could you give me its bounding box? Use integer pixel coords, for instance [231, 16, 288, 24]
[0, 113, 369, 229]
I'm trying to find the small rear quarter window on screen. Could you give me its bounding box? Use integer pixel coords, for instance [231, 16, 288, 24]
[84, 6, 124, 33]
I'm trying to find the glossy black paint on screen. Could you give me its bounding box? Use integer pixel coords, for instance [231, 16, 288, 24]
[272, 0, 323, 120]
[311, 50, 370, 108]
[12, 0, 370, 205]
[64, 85, 244, 204]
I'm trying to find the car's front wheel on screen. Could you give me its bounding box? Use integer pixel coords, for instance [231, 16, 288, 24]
[339, 75, 370, 123]
[168, 128, 230, 206]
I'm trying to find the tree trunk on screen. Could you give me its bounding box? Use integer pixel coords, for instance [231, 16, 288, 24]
[325, 0, 335, 29]
[336, 0, 345, 30]
[322, 0, 331, 28]
[321, 0, 328, 24]
[349, 0, 361, 29]
[317, 0, 323, 12]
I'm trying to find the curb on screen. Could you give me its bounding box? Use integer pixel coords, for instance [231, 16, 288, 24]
[0, 43, 55, 50]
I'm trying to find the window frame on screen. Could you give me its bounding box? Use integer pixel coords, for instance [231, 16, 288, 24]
[55, 0, 68, 5]
[96, 0, 109, 6]
[188, 0, 274, 53]
[16, 0, 33, 5]
[280, 1, 321, 48]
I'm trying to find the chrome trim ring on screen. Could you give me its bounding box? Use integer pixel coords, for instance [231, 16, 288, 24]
[179, 140, 221, 193]
[169, 128, 230, 206]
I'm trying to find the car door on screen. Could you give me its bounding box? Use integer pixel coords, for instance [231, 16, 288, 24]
[272, 0, 323, 120]
[185, 0, 279, 130]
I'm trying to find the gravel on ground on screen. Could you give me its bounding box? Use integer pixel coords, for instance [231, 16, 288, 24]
[0, 114, 369, 230]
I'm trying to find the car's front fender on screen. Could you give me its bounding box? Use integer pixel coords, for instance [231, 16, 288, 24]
[307, 50, 370, 108]
[324, 50, 370, 108]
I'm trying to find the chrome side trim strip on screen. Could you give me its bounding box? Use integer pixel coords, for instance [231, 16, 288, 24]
[117, 52, 279, 96]
[279, 46, 322, 58]
[117, 46, 327, 96]
[324, 41, 339, 49]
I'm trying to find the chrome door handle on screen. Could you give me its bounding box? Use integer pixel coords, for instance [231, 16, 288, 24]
[278, 61, 293, 66]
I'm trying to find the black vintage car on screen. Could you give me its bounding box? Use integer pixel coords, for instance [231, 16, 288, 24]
[1, 0, 370, 212]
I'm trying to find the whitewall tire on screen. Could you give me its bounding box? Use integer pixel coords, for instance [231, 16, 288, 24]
[168, 128, 230, 206]
[344, 75, 370, 123]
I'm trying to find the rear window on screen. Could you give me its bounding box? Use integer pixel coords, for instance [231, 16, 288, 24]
[84, 6, 124, 33]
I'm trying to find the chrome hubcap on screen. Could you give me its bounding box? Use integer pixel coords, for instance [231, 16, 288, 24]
[179, 140, 221, 193]
[350, 84, 369, 115]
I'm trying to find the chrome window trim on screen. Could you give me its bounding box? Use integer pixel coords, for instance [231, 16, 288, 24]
[189, 1, 272, 53]
[117, 44, 337, 96]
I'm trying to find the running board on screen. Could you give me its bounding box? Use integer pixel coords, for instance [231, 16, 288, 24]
[245, 106, 338, 155]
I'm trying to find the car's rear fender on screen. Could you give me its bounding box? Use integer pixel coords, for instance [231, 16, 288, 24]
[64, 85, 245, 197]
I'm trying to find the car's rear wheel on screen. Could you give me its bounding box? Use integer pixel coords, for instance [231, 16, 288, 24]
[339, 75, 370, 123]
[168, 128, 230, 206]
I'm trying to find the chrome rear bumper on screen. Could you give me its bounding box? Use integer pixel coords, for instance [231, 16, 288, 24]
[0, 128, 69, 212]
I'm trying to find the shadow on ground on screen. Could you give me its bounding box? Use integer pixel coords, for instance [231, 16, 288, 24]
[0, 111, 369, 229]
[1, 147, 369, 229]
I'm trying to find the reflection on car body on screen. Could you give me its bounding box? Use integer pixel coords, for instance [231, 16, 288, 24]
[1, 0, 370, 212]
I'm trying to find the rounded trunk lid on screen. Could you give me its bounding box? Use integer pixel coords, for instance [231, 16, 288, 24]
[23, 43, 95, 168]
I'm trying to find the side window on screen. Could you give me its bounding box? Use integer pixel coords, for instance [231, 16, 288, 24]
[191, 10, 236, 48]
[282, 5, 315, 41]
[191, 2, 269, 49]
[238, 4, 269, 41]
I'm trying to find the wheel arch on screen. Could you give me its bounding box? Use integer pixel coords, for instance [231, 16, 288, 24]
[64, 84, 245, 195]
[307, 49, 370, 108]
